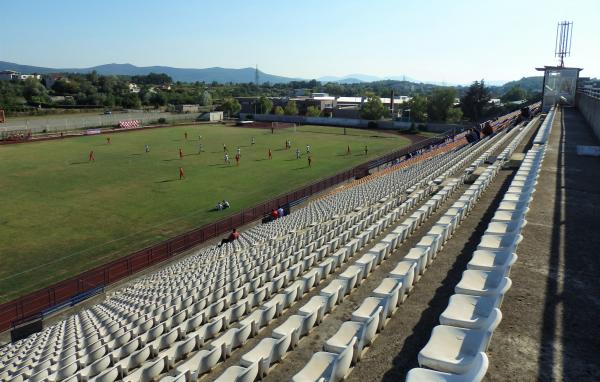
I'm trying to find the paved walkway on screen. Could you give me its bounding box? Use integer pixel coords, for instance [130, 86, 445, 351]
[489, 107, 600, 381]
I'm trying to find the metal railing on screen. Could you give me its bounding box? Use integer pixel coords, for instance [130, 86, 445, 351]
[578, 87, 600, 100]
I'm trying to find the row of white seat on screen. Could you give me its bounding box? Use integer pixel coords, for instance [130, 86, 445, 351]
[20, 205, 409, 382]
[158, 181, 449, 382]
[206, 125, 522, 382]
[408, 113, 551, 381]
[532, 107, 556, 145]
[58, 186, 445, 382]
[289, 121, 528, 382]
[212, 177, 465, 382]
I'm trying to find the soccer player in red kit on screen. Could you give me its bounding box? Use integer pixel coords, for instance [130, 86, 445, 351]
[88, 150, 95, 162]
[179, 167, 185, 180]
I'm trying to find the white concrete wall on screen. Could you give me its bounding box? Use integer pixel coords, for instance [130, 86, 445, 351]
[577, 93, 600, 142]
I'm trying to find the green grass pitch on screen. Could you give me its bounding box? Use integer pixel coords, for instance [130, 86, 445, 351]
[0, 124, 410, 301]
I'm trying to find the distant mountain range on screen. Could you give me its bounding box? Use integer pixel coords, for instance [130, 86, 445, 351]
[0, 61, 538, 87]
[318, 74, 419, 84]
[0, 61, 300, 84]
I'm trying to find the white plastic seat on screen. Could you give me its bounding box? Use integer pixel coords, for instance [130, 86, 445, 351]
[339, 265, 362, 289]
[355, 253, 377, 275]
[389, 261, 417, 299]
[318, 258, 334, 276]
[439, 294, 502, 330]
[416, 235, 440, 261]
[352, 299, 386, 332]
[485, 220, 525, 235]
[380, 233, 400, 251]
[477, 233, 522, 253]
[402, 217, 418, 234]
[369, 242, 390, 262]
[213, 322, 253, 358]
[467, 249, 518, 275]
[150, 327, 181, 353]
[437, 215, 458, 236]
[406, 352, 489, 382]
[174, 344, 222, 378]
[497, 200, 530, 215]
[299, 296, 328, 323]
[418, 325, 492, 374]
[392, 225, 409, 243]
[291, 337, 356, 382]
[404, 247, 428, 277]
[122, 356, 166, 382]
[324, 313, 379, 363]
[88, 365, 120, 382]
[429, 224, 450, 244]
[79, 354, 112, 379]
[321, 279, 348, 301]
[160, 370, 190, 382]
[117, 345, 151, 375]
[491, 210, 526, 224]
[240, 331, 293, 376]
[214, 362, 258, 382]
[160, 336, 197, 369]
[454, 270, 512, 303]
[371, 278, 403, 316]
[272, 315, 307, 347]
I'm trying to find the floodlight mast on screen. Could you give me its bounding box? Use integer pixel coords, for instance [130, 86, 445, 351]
[555, 21, 573, 67]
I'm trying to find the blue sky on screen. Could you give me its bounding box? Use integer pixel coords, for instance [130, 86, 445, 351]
[2, 0, 598, 83]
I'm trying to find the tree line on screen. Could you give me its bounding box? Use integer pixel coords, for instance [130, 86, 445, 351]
[0, 71, 541, 124]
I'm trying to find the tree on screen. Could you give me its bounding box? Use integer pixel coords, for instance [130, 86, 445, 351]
[52, 79, 79, 95]
[284, 100, 298, 115]
[274, 106, 284, 115]
[501, 85, 527, 103]
[149, 92, 166, 108]
[22, 78, 49, 104]
[221, 97, 241, 116]
[461, 80, 491, 122]
[305, 105, 321, 117]
[360, 93, 386, 120]
[257, 96, 273, 114]
[201, 90, 212, 106]
[446, 107, 463, 123]
[406, 94, 427, 122]
[121, 93, 141, 109]
[427, 87, 457, 122]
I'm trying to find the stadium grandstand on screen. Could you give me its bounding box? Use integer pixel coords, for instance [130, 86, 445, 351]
[1, 99, 600, 382]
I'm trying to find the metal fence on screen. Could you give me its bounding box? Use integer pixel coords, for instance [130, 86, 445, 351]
[0, 103, 538, 332]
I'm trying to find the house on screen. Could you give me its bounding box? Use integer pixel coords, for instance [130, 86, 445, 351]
[128, 83, 140, 93]
[0, 70, 20, 81]
[19, 74, 41, 80]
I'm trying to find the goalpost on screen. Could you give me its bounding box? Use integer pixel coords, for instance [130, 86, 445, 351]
[271, 122, 297, 132]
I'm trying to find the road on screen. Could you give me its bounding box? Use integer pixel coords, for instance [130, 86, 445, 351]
[0, 111, 198, 133]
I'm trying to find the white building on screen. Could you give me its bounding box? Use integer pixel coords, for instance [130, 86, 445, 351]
[128, 83, 140, 93]
[0, 70, 20, 81]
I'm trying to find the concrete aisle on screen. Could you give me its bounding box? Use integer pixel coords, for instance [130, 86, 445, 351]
[488, 107, 600, 381]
